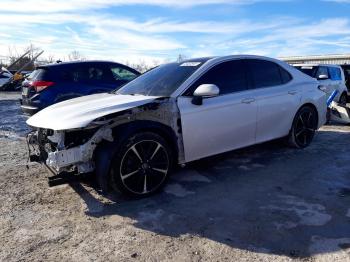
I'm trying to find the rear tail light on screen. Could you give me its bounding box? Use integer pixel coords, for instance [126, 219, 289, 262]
[30, 80, 54, 92]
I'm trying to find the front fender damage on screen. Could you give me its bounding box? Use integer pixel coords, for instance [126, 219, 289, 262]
[46, 126, 113, 173]
[28, 97, 185, 189]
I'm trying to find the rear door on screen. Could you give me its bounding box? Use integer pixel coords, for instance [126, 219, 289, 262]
[81, 64, 116, 93]
[177, 59, 258, 162]
[246, 59, 301, 143]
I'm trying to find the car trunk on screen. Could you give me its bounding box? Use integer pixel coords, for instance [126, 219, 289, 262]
[21, 67, 53, 101]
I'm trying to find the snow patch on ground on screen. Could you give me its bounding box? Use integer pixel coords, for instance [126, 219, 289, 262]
[164, 183, 195, 197]
[261, 195, 332, 228]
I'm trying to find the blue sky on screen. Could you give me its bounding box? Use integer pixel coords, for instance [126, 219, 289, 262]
[0, 0, 350, 64]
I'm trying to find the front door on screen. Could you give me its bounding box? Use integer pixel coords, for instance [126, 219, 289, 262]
[177, 59, 258, 162]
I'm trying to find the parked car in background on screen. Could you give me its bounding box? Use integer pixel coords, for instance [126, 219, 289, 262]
[0, 67, 13, 88]
[20, 61, 140, 115]
[341, 64, 350, 94]
[293, 64, 348, 104]
[27, 55, 327, 197]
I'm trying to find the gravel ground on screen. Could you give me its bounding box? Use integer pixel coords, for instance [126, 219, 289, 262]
[0, 92, 350, 262]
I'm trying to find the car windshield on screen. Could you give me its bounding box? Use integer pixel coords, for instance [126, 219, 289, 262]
[294, 66, 319, 78]
[116, 60, 208, 96]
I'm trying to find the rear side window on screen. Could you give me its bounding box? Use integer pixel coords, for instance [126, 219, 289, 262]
[185, 60, 248, 96]
[247, 59, 291, 88]
[87, 67, 104, 81]
[280, 67, 292, 83]
[328, 67, 342, 81]
[28, 68, 48, 80]
[61, 67, 85, 82]
[61, 65, 112, 83]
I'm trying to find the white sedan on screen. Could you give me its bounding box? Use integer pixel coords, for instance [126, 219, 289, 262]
[27, 55, 327, 197]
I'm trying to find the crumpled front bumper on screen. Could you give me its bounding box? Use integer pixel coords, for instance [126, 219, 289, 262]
[27, 126, 114, 174]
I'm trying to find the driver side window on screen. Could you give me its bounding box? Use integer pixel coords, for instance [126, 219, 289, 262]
[184, 60, 248, 96]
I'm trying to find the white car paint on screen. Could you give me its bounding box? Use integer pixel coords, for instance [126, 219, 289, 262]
[177, 56, 327, 162]
[27, 55, 327, 168]
[178, 90, 257, 162]
[27, 93, 160, 130]
[293, 64, 347, 103]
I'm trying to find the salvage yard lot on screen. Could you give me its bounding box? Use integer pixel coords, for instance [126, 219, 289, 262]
[0, 92, 350, 261]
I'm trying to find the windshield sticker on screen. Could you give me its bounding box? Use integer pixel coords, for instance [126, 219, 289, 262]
[180, 62, 201, 67]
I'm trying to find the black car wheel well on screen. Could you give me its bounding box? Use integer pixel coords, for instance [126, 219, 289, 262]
[294, 103, 319, 127]
[94, 120, 179, 192]
[112, 120, 179, 159]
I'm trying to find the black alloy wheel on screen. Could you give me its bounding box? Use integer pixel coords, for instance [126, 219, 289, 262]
[289, 106, 318, 148]
[110, 132, 171, 197]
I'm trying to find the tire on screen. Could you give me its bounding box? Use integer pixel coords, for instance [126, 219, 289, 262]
[288, 106, 318, 148]
[339, 93, 348, 105]
[110, 132, 172, 197]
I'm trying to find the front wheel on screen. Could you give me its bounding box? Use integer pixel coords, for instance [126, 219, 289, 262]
[288, 106, 318, 148]
[110, 132, 172, 197]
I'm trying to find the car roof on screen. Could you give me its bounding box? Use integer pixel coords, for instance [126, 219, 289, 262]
[171, 54, 306, 97]
[36, 60, 140, 73]
[181, 55, 292, 67]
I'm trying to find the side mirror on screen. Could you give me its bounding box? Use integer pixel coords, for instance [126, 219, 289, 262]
[192, 84, 220, 105]
[318, 74, 329, 80]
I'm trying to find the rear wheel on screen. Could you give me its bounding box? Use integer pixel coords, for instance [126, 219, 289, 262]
[110, 132, 172, 197]
[288, 106, 318, 148]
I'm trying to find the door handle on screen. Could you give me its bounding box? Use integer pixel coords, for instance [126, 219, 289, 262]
[241, 98, 255, 104]
[288, 90, 298, 95]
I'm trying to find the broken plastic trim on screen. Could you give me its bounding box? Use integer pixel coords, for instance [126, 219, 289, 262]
[46, 126, 113, 173]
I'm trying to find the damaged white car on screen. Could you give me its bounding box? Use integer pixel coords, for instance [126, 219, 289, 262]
[27, 55, 327, 197]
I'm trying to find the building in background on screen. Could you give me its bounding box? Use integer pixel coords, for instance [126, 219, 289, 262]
[280, 54, 350, 65]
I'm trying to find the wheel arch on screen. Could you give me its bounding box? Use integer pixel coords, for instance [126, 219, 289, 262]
[297, 102, 319, 126]
[111, 120, 179, 160]
[290, 102, 319, 133]
[94, 120, 179, 192]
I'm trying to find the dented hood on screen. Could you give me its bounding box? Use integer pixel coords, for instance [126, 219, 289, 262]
[27, 93, 160, 130]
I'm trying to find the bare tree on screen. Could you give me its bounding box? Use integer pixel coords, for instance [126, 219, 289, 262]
[6, 44, 40, 71]
[177, 54, 187, 63]
[67, 50, 86, 61]
[124, 59, 162, 73]
[46, 54, 55, 63]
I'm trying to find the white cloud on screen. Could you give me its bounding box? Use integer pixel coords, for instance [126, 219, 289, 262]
[0, 1, 349, 65]
[0, 0, 290, 13]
